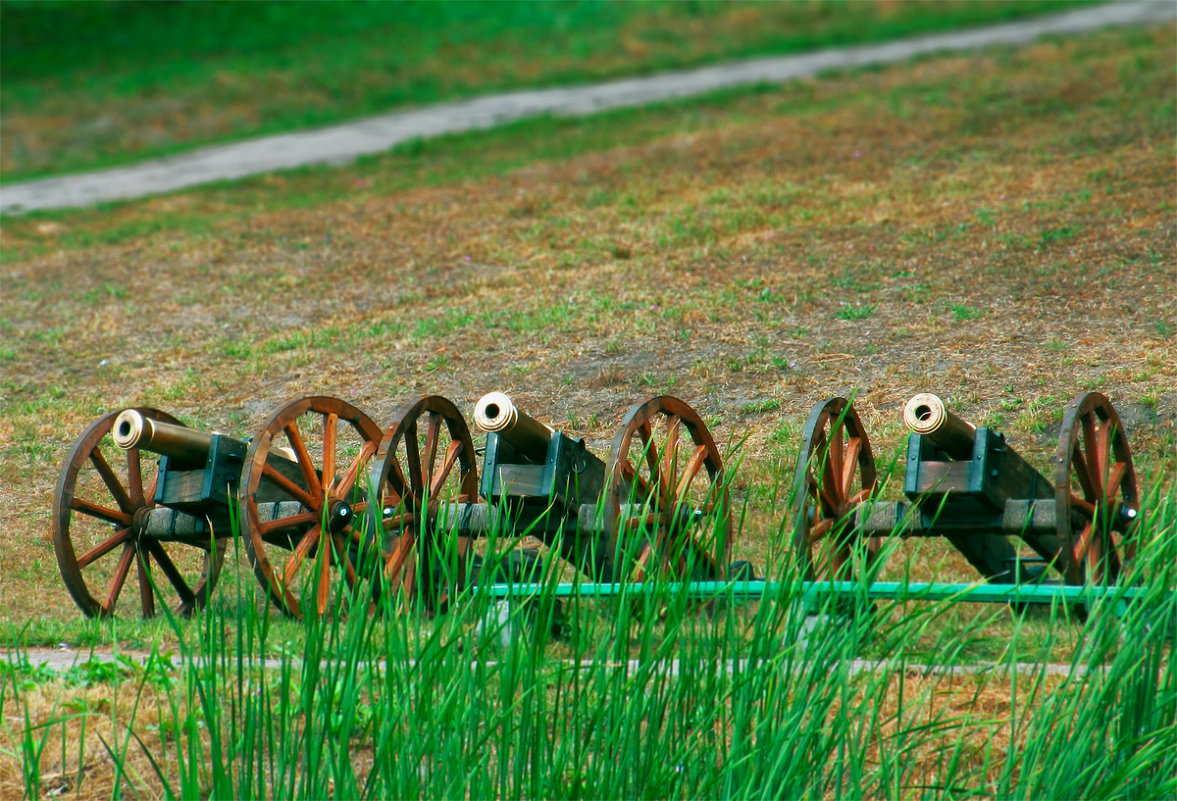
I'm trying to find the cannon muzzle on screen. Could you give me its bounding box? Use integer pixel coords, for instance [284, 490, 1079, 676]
[112, 409, 216, 468]
[474, 392, 553, 464]
[902, 393, 976, 460]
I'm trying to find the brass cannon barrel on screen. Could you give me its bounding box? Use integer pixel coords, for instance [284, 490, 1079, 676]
[112, 409, 216, 467]
[902, 393, 976, 460]
[474, 392, 554, 464]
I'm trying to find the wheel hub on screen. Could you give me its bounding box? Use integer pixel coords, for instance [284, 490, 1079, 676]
[327, 500, 353, 534]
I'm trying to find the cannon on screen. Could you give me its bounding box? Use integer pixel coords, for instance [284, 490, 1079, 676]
[52, 393, 734, 620]
[364, 393, 733, 612]
[791, 391, 1141, 596]
[53, 397, 386, 619]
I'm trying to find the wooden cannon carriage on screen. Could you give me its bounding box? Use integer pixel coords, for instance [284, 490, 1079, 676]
[52, 394, 733, 619]
[791, 391, 1142, 595]
[52, 387, 1142, 621]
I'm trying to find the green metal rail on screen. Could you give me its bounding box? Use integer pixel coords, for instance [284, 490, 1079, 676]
[486, 580, 1162, 607]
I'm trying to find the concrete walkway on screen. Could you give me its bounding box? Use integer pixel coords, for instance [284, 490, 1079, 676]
[1, 1, 1172, 215]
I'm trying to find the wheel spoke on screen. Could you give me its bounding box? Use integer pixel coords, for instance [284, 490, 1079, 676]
[812, 475, 841, 518]
[147, 541, 196, 606]
[260, 462, 319, 509]
[383, 511, 419, 531]
[335, 440, 377, 499]
[809, 517, 835, 544]
[77, 528, 131, 569]
[830, 548, 850, 581]
[381, 445, 415, 505]
[1072, 522, 1094, 564]
[321, 413, 338, 491]
[674, 445, 709, 502]
[828, 424, 844, 490]
[104, 543, 136, 612]
[71, 496, 132, 526]
[145, 468, 162, 506]
[1068, 493, 1096, 519]
[1104, 462, 1128, 504]
[637, 420, 660, 486]
[127, 449, 145, 506]
[423, 413, 441, 492]
[136, 549, 155, 617]
[1080, 415, 1100, 493]
[383, 534, 416, 589]
[400, 550, 417, 609]
[404, 422, 423, 498]
[660, 415, 682, 508]
[345, 519, 369, 548]
[625, 513, 660, 531]
[284, 420, 324, 501]
[283, 525, 322, 588]
[841, 437, 862, 498]
[621, 461, 652, 502]
[819, 446, 840, 512]
[846, 487, 872, 506]
[429, 440, 464, 497]
[335, 534, 359, 592]
[317, 539, 332, 616]
[1094, 420, 1111, 488]
[90, 447, 134, 514]
[1069, 446, 1097, 502]
[632, 542, 653, 582]
[257, 510, 318, 536]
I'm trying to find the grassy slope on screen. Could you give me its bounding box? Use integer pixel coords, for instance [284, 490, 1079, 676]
[0, 0, 1091, 181]
[1, 23, 1173, 632]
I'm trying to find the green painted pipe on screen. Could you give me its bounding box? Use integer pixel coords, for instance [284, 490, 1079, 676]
[484, 580, 1160, 605]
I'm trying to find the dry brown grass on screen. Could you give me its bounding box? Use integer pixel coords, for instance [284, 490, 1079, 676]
[1, 25, 1174, 625]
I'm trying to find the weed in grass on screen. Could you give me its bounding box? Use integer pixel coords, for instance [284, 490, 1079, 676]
[1038, 226, 1079, 249]
[951, 304, 982, 321]
[741, 399, 781, 415]
[836, 302, 877, 320]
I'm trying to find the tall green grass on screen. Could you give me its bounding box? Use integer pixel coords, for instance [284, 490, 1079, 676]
[3, 476, 1174, 799]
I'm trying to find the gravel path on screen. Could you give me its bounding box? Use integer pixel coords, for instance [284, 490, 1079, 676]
[1, 1, 1172, 216]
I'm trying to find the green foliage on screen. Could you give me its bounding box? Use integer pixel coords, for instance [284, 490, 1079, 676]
[1, 0, 1093, 180]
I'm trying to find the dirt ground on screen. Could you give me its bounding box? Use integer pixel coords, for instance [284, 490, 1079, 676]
[0, 24, 1174, 626]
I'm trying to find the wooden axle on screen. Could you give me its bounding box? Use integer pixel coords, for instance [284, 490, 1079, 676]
[373, 502, 695, 538]
[856, 498, 1059, 537]
[136, 500, 311, 541]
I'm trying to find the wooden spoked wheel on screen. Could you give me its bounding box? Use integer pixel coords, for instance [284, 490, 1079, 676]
[603, 396, 731, 583]
[1054, 392, 1139, 587]
[369, 396, 479, 613]
[239, 396, 383, 618]
[792, 398, 879, 581]
[52, 409, 226, 618]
